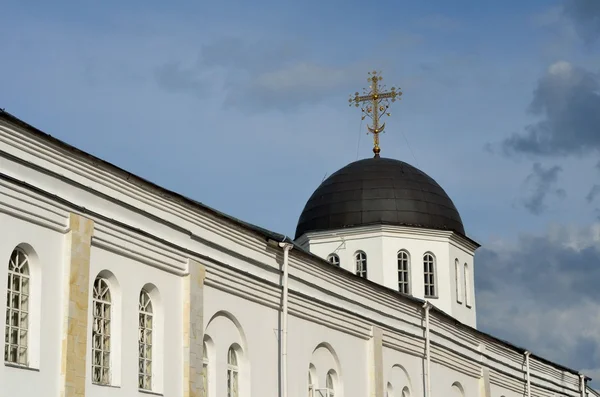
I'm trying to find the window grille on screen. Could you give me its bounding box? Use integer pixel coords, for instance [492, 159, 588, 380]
[327, 254, 340, 266]
[138, 290, 153, 390]
[227, 347, 239, 397]
[397, 251, 410, 294]
[355, 252, 367, 278]
[423, 254, 436, 298]
[324, 372, 335, 397]
[202, 342, 209, 397]
[4, 248, 30, 365]
[92, 277, 111, 385]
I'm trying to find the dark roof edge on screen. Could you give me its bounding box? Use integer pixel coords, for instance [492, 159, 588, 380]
[0, 109, 294, 246]
[0, 109, 586, 381]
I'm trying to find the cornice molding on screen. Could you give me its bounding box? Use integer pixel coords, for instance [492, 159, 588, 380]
[92, 220, 188, 276]
[0, 179, 69, 232]
[303, 224, 479, 252]
[0, 121, 275, 262]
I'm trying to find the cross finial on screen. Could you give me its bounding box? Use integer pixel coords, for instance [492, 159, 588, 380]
[349, 71, 402, 157]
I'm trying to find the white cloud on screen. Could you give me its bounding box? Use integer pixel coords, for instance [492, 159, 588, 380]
[227, 61, 369, 111]
[500, 62, 600, 157]
[549, 60, 574, 75]
[477, 223, 600, 383]
[154, 35, 375, 111]
[252, 62, 352, 93]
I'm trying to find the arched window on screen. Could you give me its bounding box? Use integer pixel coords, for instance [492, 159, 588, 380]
[138, 289, 153, 390]
[355, 251, 367, 278]
[227, 347, 239, 397]
[423, 254, 436, 298]
[326, 371, 335, 397]
[92, 277, 112, 385]
[327, 254, 340, 266]
[202, 342, 209, 397]
[4, 248, 30, 365]
[455, 259, 463, 303]
[397, 251, 410, 294]
[451, 382, 465, 397]
[464, 263, 471, 307]
[387, 382, 394, 397]
[402, 386, 410, 397]
[308, 371, 315, 397]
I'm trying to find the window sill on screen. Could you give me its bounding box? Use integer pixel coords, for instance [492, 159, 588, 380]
[139, 389, 163, 396]
[424, 296, 438, 300]
[4, 362, 39, 372]
[92, 382, 120, 389]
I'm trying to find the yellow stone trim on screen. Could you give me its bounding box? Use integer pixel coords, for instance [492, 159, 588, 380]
[183, 259, 206, 397]
[369, 326, 384, 397]
[480, 368, 491, 397]
[60, 213, 94, 397]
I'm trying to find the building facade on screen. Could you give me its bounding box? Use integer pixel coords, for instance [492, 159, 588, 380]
[0, 109, 592, 397]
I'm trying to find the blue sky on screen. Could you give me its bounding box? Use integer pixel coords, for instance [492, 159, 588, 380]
[2, 0, 600, 384]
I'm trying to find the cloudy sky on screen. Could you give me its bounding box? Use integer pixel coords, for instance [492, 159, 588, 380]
[2, 0, 600, 385]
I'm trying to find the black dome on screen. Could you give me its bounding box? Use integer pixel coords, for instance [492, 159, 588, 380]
[295, 157, 465, 239]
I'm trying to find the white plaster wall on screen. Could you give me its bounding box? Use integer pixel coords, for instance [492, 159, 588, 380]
[305, 226, 476, 326]
[429, 361, 478, 397]
[382, 346, 423, 397]
[288, 317, 366, 397]
[203, 284, 368, 397]
[489, 382, 523, 397]
[0, 213, 64, 396]
[203, 285, 276, 397]
[310, 232, 384, 283]
[86, 245, 183, 397]
[380, 233, 450, 309]
[381, 343, 485, 397]
[448, 243, 476, 326]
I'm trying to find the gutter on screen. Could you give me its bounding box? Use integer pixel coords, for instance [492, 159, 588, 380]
[269, 238, 293, 397]
[525, 351, 531, 397]
[423, 301, 431, 397]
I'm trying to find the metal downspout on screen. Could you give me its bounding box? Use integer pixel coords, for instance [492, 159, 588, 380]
[280, 242, 293, 397]
[423, 302, 431, 397]
[524, 351, 531, 397]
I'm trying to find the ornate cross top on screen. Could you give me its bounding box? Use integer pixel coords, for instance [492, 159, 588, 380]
[349, 71, 402, 157]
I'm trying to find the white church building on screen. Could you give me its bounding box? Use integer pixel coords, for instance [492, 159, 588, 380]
[0, 104, 593, 397]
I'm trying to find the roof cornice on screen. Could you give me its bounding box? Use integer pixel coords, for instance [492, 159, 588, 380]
[300, 223, 480, 250]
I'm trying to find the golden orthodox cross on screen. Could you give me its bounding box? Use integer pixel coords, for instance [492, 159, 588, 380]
[349, 71, 402, 157]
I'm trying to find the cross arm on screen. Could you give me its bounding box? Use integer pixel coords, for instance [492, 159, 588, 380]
[377, 91, 400, 99]
[352, 94, 375, 103]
